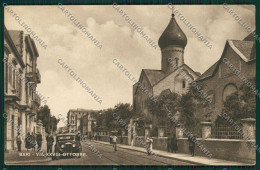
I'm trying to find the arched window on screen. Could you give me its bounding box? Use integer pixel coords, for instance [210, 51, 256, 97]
[223, 84, 238, 101]
[174, 74, 183, 94]
[182, 80, 186, 88]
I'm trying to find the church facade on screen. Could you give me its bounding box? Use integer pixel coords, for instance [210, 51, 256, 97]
[133, 13, 256, 125]
[196, 32, 256, 122]
[133, 14, 200, 116]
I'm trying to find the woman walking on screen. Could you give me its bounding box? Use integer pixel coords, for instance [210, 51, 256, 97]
[146, 135, 153, 156]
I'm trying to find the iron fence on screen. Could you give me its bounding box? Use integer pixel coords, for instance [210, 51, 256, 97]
[212, 125, 243, 139]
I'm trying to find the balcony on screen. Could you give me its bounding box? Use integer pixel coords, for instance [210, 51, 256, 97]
[33, 94, 41, 106]
[4, 88, 21, 103]
[25, 72, 34, 83]
[25, 107, 36, 116]
[36, 69, 41, 84]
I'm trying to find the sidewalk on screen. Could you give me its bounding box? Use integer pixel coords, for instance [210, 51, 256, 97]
[5, 141, 52, 165]
[93, 140, 251, 166]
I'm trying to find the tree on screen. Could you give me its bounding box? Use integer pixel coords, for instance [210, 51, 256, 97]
[37, 105, 51, 133]
[146, 89, 179, 134]
[50, 116, 59, 132]
[216, 80, 256, 125]
[37, 105, 59, 133]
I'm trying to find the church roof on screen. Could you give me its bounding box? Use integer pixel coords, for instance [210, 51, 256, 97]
[243, 30, 256, 41]
[197, 36, 255, 82]
[196, 61, 218, 81]
[158, 14, 188, 49]
[229, 40, 255, 61]
[143, 69, 165, 86]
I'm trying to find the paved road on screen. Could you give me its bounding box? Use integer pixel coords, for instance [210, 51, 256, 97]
[28, 142, 194, 165]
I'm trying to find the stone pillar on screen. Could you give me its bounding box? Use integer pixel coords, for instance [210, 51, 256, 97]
[241, 118, 255, 140]
[201, 122, 212, 139]
[158, 126, 165, 137]
[176, 126, 183, 138]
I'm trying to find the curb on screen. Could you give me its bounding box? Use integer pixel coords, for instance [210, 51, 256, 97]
[93, 141, 250, 166]
[92, 141, 202, 165]
[5, 157, 52, 165]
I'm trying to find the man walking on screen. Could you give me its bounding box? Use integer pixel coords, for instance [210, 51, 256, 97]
[16, 133, 22, 152]
[31, 132, 36, 151]
[167, 133, 172, 152]
[36, 132, 43, 151]
[171, 133, 178, 153]
[46, 133, 54, 154]
[112, 135, 117, 151]
[188, 135, 196, 156]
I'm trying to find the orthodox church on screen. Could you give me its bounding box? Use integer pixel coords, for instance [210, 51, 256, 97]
[133, 13, 200, 116]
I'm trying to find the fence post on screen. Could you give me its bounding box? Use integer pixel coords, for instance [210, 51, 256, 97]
[241, 118, 255, 140]
[201, 122, 212, 139]
[158, 126, 165, 137]
[176, 125, 183, 138]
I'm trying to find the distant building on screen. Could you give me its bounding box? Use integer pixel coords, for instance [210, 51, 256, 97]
[196, 32, 256, 122]
[80, 112, 98, 136]
[67, 108, 98, 133]
[133, 13, 200, 116]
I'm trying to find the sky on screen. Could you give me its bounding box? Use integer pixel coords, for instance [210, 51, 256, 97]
[4, 5, 255, 127]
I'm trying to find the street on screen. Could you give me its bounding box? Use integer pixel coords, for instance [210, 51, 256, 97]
[28, 142, 193, 165]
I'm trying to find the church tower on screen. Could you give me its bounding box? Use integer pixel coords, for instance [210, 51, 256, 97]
[158, 13, 187, 73]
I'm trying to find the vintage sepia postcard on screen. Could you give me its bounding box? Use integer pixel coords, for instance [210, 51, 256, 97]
[2, 2, 258, 168]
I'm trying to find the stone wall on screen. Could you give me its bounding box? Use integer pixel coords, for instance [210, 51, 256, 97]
[177, 138, 255, 164]
[97, 135, 255, 164]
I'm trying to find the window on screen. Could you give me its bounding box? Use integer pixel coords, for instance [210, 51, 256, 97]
[174, 74, 183, 94]
[182, 80, 186, 88]
[26, 83, 29, 104]
[8, 66, 12, 85]
[167, 58, 170, 67]
[223, 84, 238, 101]
[175, 58, 179, 67]
[17, 73, 22, 97]
[13, 69, 16, 89]
[5, 60, 8, 93]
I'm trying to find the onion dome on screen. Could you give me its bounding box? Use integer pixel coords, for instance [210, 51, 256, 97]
[158, 14, 188, 49]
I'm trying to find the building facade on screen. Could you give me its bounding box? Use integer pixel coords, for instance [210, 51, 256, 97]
[80, 112, 97, 136]
[67, 108, 98, 133]
[4, 26, 42, 151]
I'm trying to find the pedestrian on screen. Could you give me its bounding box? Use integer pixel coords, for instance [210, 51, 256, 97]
[188, 135, 196, 156]
[46, 133, 54, 154]
[31, 132, 36, 151]
[171, 133, 178, 153]
[112, 135, 117, 151]
[146, 135, 153, 156]
[16, 133, 22, 152]
[120, 135, 123, 144]
[25, 132, 31, 151]
[36, 132, 43, 151]
[76, 131, 81, 141]
[167, 133, 172, 152]
[109, 135, 112, 145]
